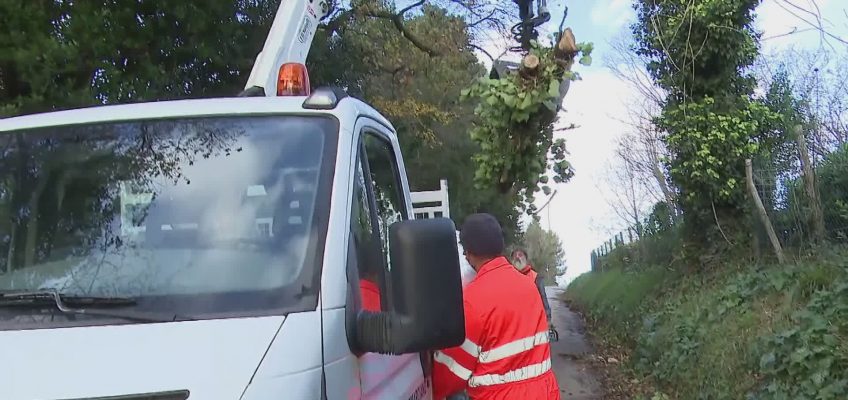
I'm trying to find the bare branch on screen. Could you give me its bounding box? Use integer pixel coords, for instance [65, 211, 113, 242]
[363, 1, 441, 56]
[469, 43, 494, 63]
[774, 0, 848, 47]
[469, 9, 497, 28]
[399, 0, 426, 16]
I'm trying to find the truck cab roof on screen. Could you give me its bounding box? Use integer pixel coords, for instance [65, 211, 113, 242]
[0, 94, 396, 135]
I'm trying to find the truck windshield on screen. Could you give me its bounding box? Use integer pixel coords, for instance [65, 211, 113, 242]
[0, 115, 337, 325]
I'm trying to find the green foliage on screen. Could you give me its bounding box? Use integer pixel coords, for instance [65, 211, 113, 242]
[753, 267, 848, 399]
[643, 202, 676, 237]
[568, 249, 848, 399]
[780, 144, 848, 242]
[566, 266, 668, 330]
[814, 145, 848, 239]
[633, 0, 760, 103]
[594, 203, 682, 272]
[461, 41, 592, 212]
[515, 220, 566, 285]
[308, 4, 524, 240]
[1, 0, 276, 116]
[633, 0, 765, 250]
[660, 97, 777, 206]
[760, 70, 811, 160]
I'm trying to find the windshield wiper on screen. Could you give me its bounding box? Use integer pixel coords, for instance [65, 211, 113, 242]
[0, 289, 185, 323]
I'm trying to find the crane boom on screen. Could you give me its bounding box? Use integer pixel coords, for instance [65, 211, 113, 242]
[244, 0, 332, 95]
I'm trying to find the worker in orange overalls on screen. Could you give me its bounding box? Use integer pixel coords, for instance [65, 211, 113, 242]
[353, 235, 382, 312]
[433, 213, 560, 400]
[511, 248, 553, 328]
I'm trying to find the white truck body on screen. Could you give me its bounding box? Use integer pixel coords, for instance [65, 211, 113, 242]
[0, 0, 475, 394]
[0, 94, 463, 399]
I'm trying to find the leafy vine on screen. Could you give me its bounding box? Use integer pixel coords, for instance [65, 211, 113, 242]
[461, 34, 592, 213]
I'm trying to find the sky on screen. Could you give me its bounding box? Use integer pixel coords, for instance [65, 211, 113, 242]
[472, 0, 848, 286]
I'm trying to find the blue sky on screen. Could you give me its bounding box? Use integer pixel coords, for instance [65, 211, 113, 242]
[470, 0, 848, 286]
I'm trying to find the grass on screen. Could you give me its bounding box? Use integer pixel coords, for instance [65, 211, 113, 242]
[565, 247, 848, 399]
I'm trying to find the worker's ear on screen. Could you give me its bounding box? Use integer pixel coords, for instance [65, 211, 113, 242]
[354, 218, 465, 354]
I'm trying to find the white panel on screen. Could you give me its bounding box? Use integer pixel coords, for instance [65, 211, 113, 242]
[359, 353, 429, 400]
[242, 367, 322, 400]
[320, 121, 357, 310]
[253, 312, 323, 379]
[410, 191, 443, 203]
[0, 317, 283, 400]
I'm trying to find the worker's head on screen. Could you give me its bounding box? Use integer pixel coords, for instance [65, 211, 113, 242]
[511, 248, 529, 269]
[459, 213, 505, 270]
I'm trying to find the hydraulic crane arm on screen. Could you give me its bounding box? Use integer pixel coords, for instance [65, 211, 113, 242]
[510, 0, 550, 52]
[243, 0, 333, 96]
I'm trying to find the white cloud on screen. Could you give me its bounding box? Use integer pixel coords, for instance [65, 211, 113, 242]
[590, 0, 634, 33]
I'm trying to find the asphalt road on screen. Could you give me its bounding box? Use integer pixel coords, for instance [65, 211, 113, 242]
[546, 286, 604, 399]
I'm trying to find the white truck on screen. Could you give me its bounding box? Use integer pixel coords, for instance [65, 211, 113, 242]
[0, 0, 473, 398]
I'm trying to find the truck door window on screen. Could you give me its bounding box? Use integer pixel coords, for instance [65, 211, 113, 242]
[362, 132, 407, 266]
[348, 130, 406, 314]
[351, 156, 383, 312]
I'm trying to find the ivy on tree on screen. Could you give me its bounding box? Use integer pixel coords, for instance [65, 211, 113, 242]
[633, 0, 770, 247]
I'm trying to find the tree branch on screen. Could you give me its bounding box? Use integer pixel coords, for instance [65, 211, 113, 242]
[399, 0, 426, 15]
[321, 9, 355, 34]
[469, 44, 494, 63]
[469, 10, 497, 28]
[363, 1, 441, 56]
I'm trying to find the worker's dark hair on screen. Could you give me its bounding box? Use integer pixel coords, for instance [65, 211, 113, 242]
[459, 213, 505, 258]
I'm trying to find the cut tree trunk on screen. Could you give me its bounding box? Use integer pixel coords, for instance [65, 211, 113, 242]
[519, 54, 540, 79]
[794, 125, 826, 241]
[553, 28, 576, 71]
[746, 159, 785, 264]
[555, 28, 578, 59]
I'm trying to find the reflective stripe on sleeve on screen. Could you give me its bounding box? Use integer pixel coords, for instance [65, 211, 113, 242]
[478, 331, 549, 363]
[434, 350, 473, 381]
[460, 338, 481, 358]
[468, 358, 552, 387]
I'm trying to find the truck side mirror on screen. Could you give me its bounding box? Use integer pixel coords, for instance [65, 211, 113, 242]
[355, 218, 465, 354]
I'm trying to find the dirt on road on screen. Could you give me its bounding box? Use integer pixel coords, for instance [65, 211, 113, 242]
[546, 286, 605, 399]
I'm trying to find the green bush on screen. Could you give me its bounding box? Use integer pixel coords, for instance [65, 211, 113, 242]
[816, 144, 848, 239]
[595, 224, 683, 273]
[780, 144, 848, 242]
[567, 248, 848, 399]
[752, 256, 848, 400]
[566, 266, 669, 341]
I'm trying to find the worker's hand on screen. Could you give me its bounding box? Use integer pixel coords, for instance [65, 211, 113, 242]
[548, 324, 559, 342]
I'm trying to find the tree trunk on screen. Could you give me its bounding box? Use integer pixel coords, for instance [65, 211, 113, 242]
[746, 159, 785, 264]
[518, 54, 540, 79]
[794, 125, 826, 241]
[651, 162, 678, 216]
[554, 28, 578, 62]
[551, 28, 578, 72]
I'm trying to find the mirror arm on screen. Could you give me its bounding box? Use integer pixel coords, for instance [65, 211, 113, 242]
[355, 311, 394, 354]
[355, 311, 415, 355]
